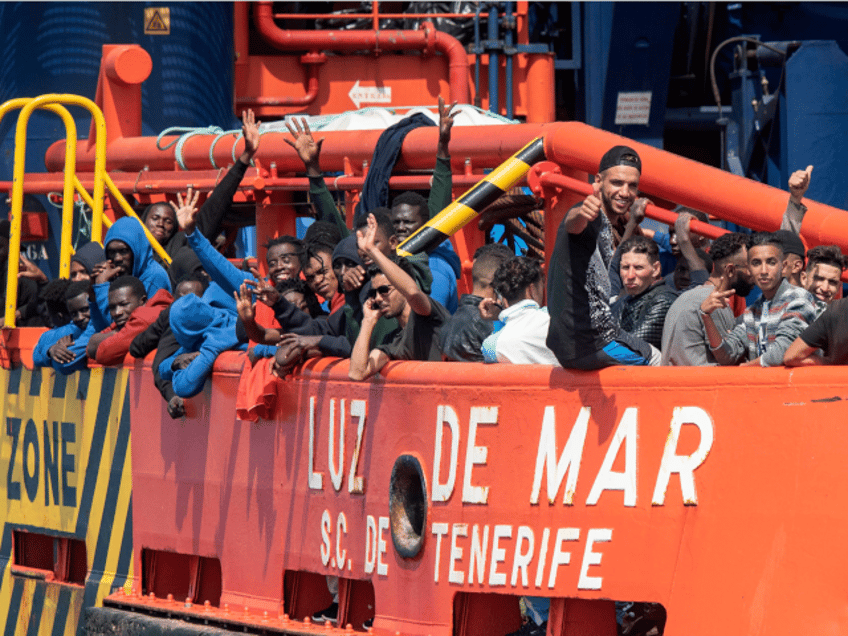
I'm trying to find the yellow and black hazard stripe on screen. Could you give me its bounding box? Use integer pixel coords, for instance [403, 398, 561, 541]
[0, 367, 134, 636]
[397, 137, 545, 257]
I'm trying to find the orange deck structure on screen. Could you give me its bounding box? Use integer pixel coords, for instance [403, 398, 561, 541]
[3, 4, 848, 636]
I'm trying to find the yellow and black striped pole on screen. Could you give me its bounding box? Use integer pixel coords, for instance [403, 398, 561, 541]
[396, 137, 546, 257]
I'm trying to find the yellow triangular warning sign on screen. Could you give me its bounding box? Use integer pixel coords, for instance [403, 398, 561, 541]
[144, 8, 170, 35]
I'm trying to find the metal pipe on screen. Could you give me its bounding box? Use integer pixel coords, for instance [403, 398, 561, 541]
[271, 12, 478, 20]
[46, 123, 556, 173]
[487, 3, 499, 115]
[0, 173, 492, 196]
[236, 58, 321, 109]
[474, 4, 483, 108]
[543, 121, 848, 252]
[253, 1, 470, 104]
[504, 1, 514, 119]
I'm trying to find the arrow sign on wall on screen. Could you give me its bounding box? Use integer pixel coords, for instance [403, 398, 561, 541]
[348, 80, 392, 109]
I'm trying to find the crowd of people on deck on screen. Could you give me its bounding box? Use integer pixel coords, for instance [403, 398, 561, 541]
[1, 100, 844, 636]
[2, 100, 844, 424]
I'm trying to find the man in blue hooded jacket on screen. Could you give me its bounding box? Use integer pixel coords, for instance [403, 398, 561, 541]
[92, 216, 171, 329]
[158, 294, 244, 398]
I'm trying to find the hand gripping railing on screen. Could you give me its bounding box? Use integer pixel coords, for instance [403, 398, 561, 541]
[1, 94, 172, 327]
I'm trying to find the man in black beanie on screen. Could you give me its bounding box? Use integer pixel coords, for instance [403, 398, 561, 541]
[546, 146, 657, 369]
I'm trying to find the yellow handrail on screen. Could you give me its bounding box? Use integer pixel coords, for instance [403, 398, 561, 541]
[1, 97, 79, 326]
[3, 94, 172, 327]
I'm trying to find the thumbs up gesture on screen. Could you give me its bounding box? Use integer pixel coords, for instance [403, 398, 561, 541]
[788, 165, 813, 205]
[579, 181, 603, 223]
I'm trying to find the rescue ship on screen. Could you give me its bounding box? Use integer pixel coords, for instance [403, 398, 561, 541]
[2, 3, 848, 635]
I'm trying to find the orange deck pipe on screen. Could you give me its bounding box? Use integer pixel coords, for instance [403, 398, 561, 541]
[544, 122, 848, 253]
[45, 123, 555, 174]
[3, 172, 489, 197]
[253, 1, 470, 104]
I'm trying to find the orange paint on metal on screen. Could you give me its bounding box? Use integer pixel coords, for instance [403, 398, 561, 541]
[81, 349, 845, 635]
[45, 124, 556, 173]
[253, 1, 470, 105]
[90, 45, 151, 146]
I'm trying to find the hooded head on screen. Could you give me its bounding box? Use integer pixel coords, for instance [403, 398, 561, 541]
[169, 246, 205, 287]
[104, 217, 154, 279]
[70, 242, 107, 281]
[168, 293, 232, 351]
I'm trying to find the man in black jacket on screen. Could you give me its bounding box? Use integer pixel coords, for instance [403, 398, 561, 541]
[439, 243, 512, 361]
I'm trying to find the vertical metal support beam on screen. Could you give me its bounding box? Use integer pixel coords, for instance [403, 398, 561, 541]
[582, 2, 613, 127]
[504, 2, 514, 119]
[488, 4, 500, 115]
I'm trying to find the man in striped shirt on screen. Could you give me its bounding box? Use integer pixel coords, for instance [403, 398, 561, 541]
[699, 232, 817, 366]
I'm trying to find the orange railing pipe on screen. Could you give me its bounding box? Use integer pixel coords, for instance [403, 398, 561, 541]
[252, 1, 470, 105]
[45, 123, 556, 173]
[543, 122, 848, 252]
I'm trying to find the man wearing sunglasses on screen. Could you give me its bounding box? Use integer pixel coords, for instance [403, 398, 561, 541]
[349, 214, 450, 381]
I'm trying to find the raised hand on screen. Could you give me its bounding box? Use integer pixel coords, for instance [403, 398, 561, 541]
[565, 181, 603, 235]
[437, 95, 460, 158]
[284, 118, 323, 176]
[356, 213, 379, 258]
[628, 197, 649, 226]
[240, 109, 261, 163]
[170, 187, 201, 234]
[234, 282, 256, 324]
[246, 268, 280, 306]
[674, 211, 694, 243]
[788, 165, 813, 204]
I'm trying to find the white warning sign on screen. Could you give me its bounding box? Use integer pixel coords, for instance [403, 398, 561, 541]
[614, 91, 652, 126]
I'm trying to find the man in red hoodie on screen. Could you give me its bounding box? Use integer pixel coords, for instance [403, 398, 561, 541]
[86, 275, 173, 365]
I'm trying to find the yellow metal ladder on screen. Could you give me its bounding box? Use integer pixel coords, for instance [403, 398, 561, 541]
[0, 94, 171, 327]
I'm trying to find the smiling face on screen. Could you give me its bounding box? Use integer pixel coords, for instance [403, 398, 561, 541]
[748, 244, 784, 299]
[802, 263, 842, 304]
[108, 286, 145, 329]
[144, 203, 177, 244]
[597, 165, 640, 219]
[620, 250, 660, 296]
[105, 240, 134, 277]
[302, 251, 338, 299]
[266, 242, 301, 285]
[66, 293, 90, 330]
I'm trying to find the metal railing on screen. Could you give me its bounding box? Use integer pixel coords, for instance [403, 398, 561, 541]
[1, 94, 171, 327]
